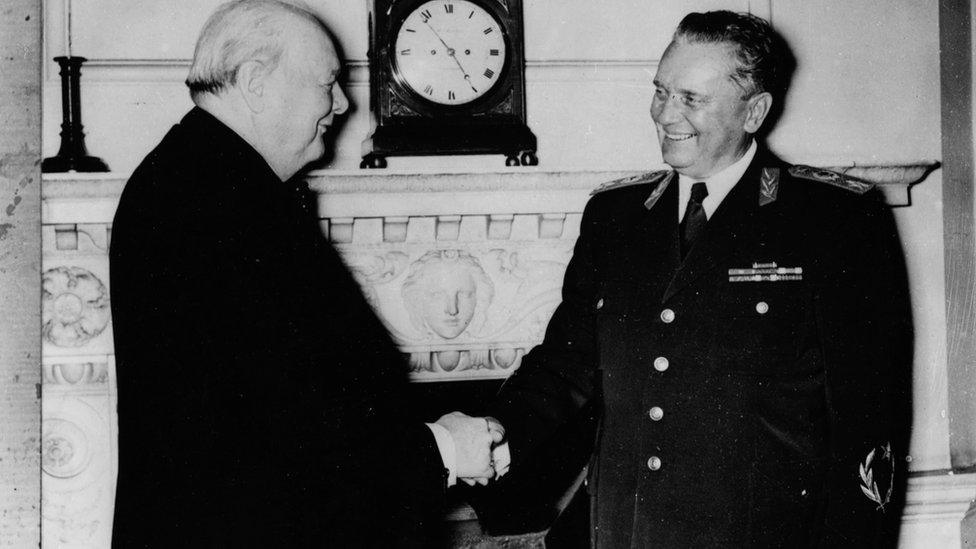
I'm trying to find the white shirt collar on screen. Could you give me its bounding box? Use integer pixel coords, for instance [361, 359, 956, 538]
[677, 140, 758, 222]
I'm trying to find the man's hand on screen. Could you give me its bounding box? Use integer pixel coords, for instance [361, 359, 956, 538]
[485, 416, 505, 442]
[435, 412, 503, 485]
[485, 416, 511, 479]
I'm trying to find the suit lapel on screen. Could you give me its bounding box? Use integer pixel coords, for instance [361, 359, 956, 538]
[662, 159, 764, 303]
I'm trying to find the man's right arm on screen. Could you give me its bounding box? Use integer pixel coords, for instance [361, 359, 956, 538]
[480, 196, 605, 469]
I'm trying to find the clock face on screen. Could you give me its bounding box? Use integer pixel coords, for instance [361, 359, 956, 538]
[393, 0, 508, 106]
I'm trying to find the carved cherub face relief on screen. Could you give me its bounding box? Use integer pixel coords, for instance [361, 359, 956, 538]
[402, 250, 493, 340]
[419, 262, 477, 339]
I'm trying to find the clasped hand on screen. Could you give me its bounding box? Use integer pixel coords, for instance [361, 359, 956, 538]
[435, 412, 509, 486]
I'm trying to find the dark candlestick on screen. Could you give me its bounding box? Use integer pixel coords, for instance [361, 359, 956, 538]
[42, 56, 109, 173]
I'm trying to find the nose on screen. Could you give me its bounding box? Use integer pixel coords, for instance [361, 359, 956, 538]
[331, 84, 349, 116]
[651, 93, 681, 125]
[445, 293, 459, 316]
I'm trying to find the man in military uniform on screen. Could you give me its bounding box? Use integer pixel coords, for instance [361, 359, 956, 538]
[478, 10, 913, 547]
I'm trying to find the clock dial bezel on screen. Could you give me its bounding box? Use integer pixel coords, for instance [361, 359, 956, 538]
[387, 0, 514, 115]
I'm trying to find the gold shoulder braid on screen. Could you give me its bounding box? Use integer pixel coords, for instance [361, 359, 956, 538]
[591, 170, 671, 195]
[789, 164, 875, 194]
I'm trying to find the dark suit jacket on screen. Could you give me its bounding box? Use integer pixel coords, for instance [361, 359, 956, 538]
[110, 108, 446, 548]
[489, 149, 913, 548]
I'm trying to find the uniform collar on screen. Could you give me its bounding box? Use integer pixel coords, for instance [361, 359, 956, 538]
[677, 140, 758, 221]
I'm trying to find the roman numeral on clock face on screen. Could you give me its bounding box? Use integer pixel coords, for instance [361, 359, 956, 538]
[393, 0, 508, 105]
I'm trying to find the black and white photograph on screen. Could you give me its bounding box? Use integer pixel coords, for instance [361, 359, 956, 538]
[0, 0, 973, 547]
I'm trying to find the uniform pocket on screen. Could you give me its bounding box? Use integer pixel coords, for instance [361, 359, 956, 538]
[711, 284, 811, 375]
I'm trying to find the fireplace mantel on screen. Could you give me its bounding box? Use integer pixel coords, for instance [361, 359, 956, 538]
[42, 162, 938, 223]
[39, 164, 971, 548]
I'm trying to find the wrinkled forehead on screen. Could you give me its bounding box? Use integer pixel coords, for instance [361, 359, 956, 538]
[656, 38, 740, 86]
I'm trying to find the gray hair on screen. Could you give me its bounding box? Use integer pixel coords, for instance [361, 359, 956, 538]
[673, 10, 792, 101]
[185, 0, 322, 99]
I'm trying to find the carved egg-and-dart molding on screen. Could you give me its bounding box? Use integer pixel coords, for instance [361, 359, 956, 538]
[42, 266, 111, 348]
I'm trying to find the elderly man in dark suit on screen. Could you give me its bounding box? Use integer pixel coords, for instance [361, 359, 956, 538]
[109, 1, 499, 547]
[471, 10, 913, 547]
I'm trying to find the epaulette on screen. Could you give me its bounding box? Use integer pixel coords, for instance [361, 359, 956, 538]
[788, 164, 875, 195]
[591, 170, 671, 195]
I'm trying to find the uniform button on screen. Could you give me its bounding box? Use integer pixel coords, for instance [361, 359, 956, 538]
[596, 298, 604, 310]
[647, 456, 662, 471]
[653, 357, 669, 372]
[660, 308, 675, 323]
[756, 301, 769, 314]
[648, 406, 664, 421]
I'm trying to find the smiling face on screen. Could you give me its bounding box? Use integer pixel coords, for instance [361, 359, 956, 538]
[650, 39, 768, 179]
[258, 22, 349, 180]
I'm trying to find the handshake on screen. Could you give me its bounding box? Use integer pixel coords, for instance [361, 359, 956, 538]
[434, 412, 511, 486]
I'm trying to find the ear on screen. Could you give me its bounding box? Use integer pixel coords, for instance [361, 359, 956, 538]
[743, 91, 773, 134]
[236, 60, 270, 114]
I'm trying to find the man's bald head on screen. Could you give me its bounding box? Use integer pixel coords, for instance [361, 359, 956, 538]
[185, 0, 327, 101]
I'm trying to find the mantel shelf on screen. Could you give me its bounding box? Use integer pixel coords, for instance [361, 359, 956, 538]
[41, 162, 939, 225]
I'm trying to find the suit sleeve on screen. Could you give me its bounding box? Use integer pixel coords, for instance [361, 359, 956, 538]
[489, 196, 604, 465]
[218, 203, 449, 544]
[817, 193, 913, 546]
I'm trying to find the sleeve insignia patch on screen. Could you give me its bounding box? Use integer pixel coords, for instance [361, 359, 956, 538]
[591, 169, 671, 196]
[789, 164, 875, 194]
[858, 442, 895, 511]
[759, 167, 780, 206]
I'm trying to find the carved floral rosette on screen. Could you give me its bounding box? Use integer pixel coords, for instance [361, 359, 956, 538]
[338, 240, 574, 381]
[42, 265, 111, 348]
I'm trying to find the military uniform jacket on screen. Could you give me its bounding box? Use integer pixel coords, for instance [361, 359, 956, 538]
[491, 150, 912, 547]
[110, 108, 446, 548]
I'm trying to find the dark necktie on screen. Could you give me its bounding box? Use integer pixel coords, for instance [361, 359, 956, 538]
[680, 182, 709, 258]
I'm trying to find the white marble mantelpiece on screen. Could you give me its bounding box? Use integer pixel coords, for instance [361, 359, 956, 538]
[39, 164, 943, 548]
[42, 165, 937, 383]
[42, 162, 936, 221]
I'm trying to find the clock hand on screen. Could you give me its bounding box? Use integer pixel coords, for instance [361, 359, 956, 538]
[424, 21, 479, 93]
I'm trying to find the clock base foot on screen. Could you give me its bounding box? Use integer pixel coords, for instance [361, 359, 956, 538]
[360, 155, 388, 169]
[519, 151, 538, 166]
[506, 151, 538, 167]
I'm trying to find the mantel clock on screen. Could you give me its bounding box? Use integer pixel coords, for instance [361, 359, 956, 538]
[362, 0, 537, 168]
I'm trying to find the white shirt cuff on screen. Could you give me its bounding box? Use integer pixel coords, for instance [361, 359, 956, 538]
[426, 422, 457, 487]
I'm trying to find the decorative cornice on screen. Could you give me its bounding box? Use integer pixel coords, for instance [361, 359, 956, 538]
[824, 162, 941, 207]
[42, 164, 939, 224]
